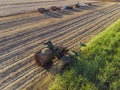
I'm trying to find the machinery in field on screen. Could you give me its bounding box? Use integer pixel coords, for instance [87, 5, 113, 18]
[34, 41, 71, 67]
[34, 41, 86, 73]
[38, 8, 50, 13]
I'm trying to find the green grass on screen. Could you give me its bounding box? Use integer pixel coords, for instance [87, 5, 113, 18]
[49, 19, 120, 90]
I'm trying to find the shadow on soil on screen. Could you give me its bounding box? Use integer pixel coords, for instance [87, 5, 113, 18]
[44, 11, 63, 18]
[42, 60, 68, 75]
[38, 5, 98, 18]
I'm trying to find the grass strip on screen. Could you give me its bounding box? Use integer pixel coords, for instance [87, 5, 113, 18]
[49, 18, 120, 90]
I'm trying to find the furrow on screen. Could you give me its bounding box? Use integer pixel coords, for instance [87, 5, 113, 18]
[1, 67, 45, 90]
[0, 14, 41, 24]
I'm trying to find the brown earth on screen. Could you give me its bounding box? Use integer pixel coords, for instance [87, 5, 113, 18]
[0, 1, 120, 90]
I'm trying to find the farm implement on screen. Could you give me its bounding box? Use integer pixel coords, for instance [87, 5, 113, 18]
[34, 41, 75, 69]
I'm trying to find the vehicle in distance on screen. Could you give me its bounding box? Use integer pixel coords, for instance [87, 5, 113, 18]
[38, 8, 50, 13]
[50, 6, 61, 11]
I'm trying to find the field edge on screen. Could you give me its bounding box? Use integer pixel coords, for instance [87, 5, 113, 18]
[49, 18, 120, 90]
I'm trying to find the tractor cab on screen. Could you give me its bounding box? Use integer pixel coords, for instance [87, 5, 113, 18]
[50, 6, 61, 11]
[38, 8, 50, 13]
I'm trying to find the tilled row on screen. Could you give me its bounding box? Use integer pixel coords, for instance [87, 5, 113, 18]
[0, 3, 120, 90]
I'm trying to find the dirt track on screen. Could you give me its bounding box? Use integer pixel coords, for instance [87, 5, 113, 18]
[0, 2, 120, 90]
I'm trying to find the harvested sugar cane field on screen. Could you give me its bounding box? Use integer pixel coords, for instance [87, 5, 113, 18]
[0, 0, 120, 90]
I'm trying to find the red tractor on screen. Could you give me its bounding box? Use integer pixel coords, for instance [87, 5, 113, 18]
[50, 6, 61, 11]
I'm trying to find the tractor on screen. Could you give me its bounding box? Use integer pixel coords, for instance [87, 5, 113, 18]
[34, 41, 69, 67]
[62, 6, 74, 10]
[50, 6, 61, 11]
[38, 8, 50, 13]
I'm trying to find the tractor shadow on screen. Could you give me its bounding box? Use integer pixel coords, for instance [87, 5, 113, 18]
[44, 56, 74, 75]
[69, 8, 82, 12]
[43, 60, 54, 69]
[38, 5, 98, 18]
[43, 9, 73, 18]
[57, 9, 73, 15]
[79, 5, 99, 10]
[45, 61, 70, 75]
[44, 11, 63, 18]
[43, 8, 79, 18]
